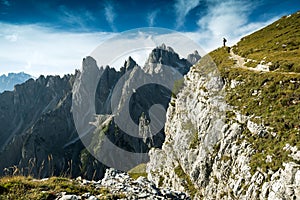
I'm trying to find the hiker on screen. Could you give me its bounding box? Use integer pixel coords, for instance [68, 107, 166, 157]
[223, 37, 227, 47]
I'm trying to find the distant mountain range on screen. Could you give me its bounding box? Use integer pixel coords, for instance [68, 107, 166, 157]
[0, 72, 33, 92]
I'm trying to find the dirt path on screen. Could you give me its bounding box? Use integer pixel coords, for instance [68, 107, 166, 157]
[230, 49, 246, 68]
[229, 49, 268, 72]
[229, 49, 299, 75]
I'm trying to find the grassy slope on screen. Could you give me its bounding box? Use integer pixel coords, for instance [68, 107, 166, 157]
[0, 176, 125, 199]
[233, 11, 300, 72]
[209, 11, 300, 174]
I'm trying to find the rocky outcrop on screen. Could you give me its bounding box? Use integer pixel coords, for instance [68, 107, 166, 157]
[97, 168, 189, 199]
[42, 168, 190, 200]
[147, 55, 300, 199]
[0, 72, 33, 92]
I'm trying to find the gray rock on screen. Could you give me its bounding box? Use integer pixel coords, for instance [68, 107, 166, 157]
[87, 196, 98, 200]
[58, 195, 78, 200]
[95, 168, 190, 199]
[187, 50, 201, 65]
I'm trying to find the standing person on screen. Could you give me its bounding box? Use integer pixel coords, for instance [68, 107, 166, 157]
[223, 37, 227, 47]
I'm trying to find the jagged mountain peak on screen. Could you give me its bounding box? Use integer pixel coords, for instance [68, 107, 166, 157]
[187, 50, 201, 65]
[145, 44, 179, 65]
[82, 56, 98, 70]
[157, 43, 175, 53]
[124, 56, 138, 71]
[144, 44, 193, 75]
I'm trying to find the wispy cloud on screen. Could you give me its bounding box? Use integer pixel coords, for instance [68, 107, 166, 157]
[1, 0, 10, 6]
[0, 23, 114, 77]
[197, 0, 251, 37]
[174, 0, 200, 29]
[59, 5, 95, 31]
[185, 0, 280, 52]
[147, 10, 159, 27]
[104, 1, 117, 32]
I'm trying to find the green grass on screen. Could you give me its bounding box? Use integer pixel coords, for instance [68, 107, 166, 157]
[0, 176, 126, 200]
[241, 125, 295, 175]
[233, 11, 300, 72]
[172, 78, 185, 98]
[210, 47, 300, 135]
[174, 164, 197, 198]
[128, 163, 147, 180]
[181, 119, 199, 149]
[189, 131, 200, 149]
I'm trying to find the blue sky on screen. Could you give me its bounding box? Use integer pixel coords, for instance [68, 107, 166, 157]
[0, 0, 299, 76]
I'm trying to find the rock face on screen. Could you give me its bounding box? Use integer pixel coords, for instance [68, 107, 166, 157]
[0, 72, 33, 92]
[147, 56, 300, 199]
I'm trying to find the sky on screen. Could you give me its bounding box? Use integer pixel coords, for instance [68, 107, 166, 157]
[0, 0, 299, 77]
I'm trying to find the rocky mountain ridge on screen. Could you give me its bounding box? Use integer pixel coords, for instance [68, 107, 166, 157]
[0, 72, 33, 92]
[0, 45, 197, 180]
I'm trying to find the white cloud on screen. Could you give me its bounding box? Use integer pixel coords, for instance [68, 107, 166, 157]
[104, 2, 117, 32]
[197, 0, 251, 37]
[174, 0, 200, 29]
[5, 33, 18, 42]
[0, 23, 114, 77]
[185, 0, 280, 52]
[90, 29, 205, 69]
[147, 10, 159, 27]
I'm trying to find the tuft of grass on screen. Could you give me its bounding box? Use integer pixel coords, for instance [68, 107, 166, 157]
[172, 78, 185, 98]
[158, 176, 164, 187]
[128, 163, 147, 180]
[189, 131, 200, 149]
[209, 47, 235, 75]
[174, 164, 197, 198]
[181, 119, 199, 149]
